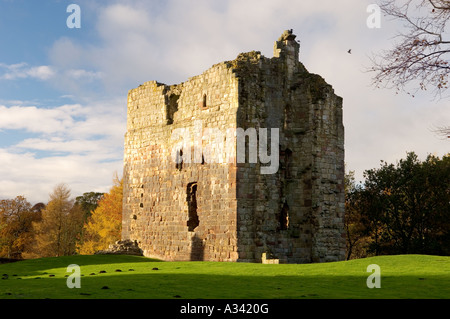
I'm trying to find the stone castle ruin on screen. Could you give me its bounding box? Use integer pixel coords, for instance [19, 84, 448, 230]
[122, 30, 345, 263]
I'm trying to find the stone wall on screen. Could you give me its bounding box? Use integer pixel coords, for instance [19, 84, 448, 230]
[230, 30, 345, 263]
[123, 62, 240, 261]
[122, 30, 345, 263]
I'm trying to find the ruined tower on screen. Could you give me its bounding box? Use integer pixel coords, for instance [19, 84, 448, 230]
[122, 30, 345, 263]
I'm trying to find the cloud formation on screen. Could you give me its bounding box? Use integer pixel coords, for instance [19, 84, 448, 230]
[0, 63, 56, 81]
[0, 99, 126, 202]
[0, 0, 448, 202]
[0, 104, 86, 134]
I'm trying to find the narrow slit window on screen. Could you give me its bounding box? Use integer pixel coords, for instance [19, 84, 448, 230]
[280, 148, 293, 179]
[202, 94, 207, 109]
[187, 182, 199, 231]
[285, 148, 293, 179]
[279, 202, 289, 231]
[176, 149, 183, 171]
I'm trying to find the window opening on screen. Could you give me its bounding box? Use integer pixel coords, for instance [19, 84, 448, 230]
[187, 182, 199, 231]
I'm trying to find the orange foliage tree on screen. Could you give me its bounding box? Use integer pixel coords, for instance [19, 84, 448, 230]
[0, 196, 41, 259]
[77, 177, 123, 255]
[28, 184, 84, 258]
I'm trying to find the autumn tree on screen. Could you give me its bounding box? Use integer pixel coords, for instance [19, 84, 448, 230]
[77, 177, 123, 255]
[29, 184, 84, 258]
[0, 196, 41, 259]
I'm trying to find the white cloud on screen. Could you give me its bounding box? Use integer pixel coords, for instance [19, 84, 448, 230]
[0, 61, 101, 94]
[16, 137, 103, 155]
[48, 0, 391, 90]
[0, 98, 126, 202]
[0, 148, 122, 203]
[0, 63, 56, 81]
[0, 104, 86, 134]
[48, 37, 85, 69]
[26, 66, 56, 80]
[65, 69, 103, 81]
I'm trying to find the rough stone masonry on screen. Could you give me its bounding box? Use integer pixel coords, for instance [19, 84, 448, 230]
[122, 30, 345, 263]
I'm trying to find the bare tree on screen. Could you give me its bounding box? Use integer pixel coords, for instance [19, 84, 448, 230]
[431, 124, 450, 138]
[370, 0, 450, 137]
[370, 0, 450, 95]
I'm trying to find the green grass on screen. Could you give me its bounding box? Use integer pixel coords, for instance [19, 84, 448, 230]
[0, 254, 448, 299]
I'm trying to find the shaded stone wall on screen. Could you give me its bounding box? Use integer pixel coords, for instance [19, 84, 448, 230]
[123, 30, 345, 263]
[232, 31, 345, 263]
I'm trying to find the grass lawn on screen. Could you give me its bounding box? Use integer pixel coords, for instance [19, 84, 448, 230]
[0, 254, 448, 299]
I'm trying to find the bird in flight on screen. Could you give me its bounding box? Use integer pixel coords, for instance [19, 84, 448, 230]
[347, 49, 352, 54]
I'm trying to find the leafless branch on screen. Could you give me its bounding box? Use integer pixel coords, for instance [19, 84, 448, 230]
[370, 0, 450, 97]
[430, 124, 450, 138]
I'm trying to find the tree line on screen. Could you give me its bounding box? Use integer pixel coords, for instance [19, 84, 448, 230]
[345, 152, 450, 259]
[0, 176, 122, 260]
[1, 152, 448, 261]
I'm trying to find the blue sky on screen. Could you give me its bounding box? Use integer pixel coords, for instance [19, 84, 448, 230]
[0, 0, 448, 203]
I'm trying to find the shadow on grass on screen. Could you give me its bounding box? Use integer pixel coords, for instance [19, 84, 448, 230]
[0, 258, 20, 264]
[1, 271, 449, 299]
[0, 255, 161, 278]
